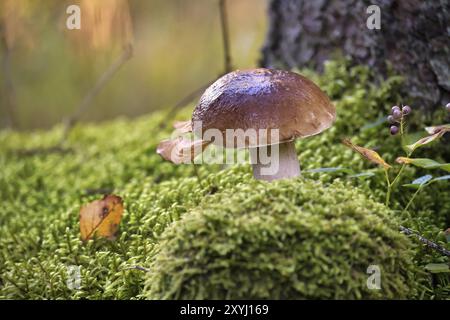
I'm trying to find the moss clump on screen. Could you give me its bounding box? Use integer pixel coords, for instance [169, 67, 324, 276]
[145, 179, 421, 299]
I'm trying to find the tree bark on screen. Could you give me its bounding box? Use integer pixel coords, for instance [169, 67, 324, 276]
[261, 0, 450, 110]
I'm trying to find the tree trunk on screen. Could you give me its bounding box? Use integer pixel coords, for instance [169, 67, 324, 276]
[261, 0, 450, 110]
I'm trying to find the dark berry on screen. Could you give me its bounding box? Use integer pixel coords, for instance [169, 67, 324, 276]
[402, 105, 411, 115]
[390, 125, 399, 135]
[392, 109, 402, 119]
[391, 106, 400, 113]
[387, 115, 396, 124]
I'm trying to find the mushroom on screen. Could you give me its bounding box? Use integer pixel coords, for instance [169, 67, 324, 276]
[157, 68, 336, 181]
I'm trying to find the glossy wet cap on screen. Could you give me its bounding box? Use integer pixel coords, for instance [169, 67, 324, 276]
[192, 68, 336, 147]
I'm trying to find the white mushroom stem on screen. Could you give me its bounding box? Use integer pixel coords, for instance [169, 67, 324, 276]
[249, 140, 301, 181]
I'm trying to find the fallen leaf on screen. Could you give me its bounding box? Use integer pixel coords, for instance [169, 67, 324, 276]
[342, 138, 391, 169]
[157, 137, 210, 164]
[173, 120, 193, 134]
[79, 195, 124, 242]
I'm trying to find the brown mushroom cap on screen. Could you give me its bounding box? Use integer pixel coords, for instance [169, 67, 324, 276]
[192, 68, 336, 148]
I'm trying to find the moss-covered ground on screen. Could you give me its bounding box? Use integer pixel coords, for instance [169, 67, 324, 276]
[0, 61, 448, 299]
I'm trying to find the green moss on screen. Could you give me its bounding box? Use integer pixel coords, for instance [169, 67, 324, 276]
[296, 60, 449, 227]
[0, 60, 448, 299]
[145, 178, 421, 299]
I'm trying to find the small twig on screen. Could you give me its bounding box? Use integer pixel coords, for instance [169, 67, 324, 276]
[384, 169, 391, 206]
[2, 275, 27, 296]
[156, 80, 214, 130]
[400, 225, 450, 257]
[157, 0, 233, 129]
[84, 188, 114, 196]
[385, 116, 412, 206]
[0, 22, 17, 128]
[402, 186, 423, 213]
[123, 265, 150, 273]
[61, 44, 133, 143]
[13, 45, 133, 155]
[219, 0, 232, 73]
[33, 257, 55, 297]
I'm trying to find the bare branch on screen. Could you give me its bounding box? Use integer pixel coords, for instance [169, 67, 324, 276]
[157, 0, 233, 129]
[61, 44, 133, 142]
[219, 0, 232, 73]
[123, 265, 150, 273]
[400, 225, 450, 257]
[0, 21, 17, 128]
[84, 188, 114, 196]
[156, 80, 214, 130]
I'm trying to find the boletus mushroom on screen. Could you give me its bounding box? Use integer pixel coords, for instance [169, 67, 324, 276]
[157, 68, 336, 181]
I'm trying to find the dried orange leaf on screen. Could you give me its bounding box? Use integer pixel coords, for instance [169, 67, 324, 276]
[342, 138, 391, 169]
[79, 195, 124, 242]
[157, 137, 210, 164]
[173, 120, 193, 134]
[395, 157, 411, 164]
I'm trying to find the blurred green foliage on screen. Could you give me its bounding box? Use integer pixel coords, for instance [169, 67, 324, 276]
[0, 0, 267, 129]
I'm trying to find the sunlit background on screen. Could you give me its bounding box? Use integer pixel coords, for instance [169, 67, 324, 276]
[0, 0, 268, 130]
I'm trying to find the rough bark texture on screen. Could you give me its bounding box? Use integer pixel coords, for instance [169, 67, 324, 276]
[261, 0, 450, 110]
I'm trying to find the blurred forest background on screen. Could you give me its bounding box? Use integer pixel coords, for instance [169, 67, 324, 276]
[0, 0, 267, 130]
